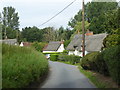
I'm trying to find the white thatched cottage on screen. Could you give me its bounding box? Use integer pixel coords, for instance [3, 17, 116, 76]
[43, 41, 65, 53]
[43, 41, 65, 58]
[66, 33, 107, 57]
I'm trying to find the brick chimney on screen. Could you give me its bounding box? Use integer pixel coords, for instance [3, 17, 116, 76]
[85, 30, 93, 36]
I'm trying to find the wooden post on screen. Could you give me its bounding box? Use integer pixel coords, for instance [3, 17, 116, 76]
[82, 0, 85, 57]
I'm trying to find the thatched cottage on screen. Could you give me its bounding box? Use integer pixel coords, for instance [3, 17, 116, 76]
[66, 33, 107, 57]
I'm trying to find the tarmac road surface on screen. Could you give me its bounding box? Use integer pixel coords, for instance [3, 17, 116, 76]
[40, 61, 96, 88]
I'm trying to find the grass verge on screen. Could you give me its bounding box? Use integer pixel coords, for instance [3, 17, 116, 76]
[78, 66, 119, 88]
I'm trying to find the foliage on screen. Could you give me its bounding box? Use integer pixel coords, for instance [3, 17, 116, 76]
[80, 52, 109, 75]
[50, 54, 59, 61]
[1, 6, 20, 39]
[2, 44, 48, 88]
[74, 21, 90, 33]
[62, 50, 68, 54]
[81, 52, 100, 71]
[21, 26, 43, 42]
[103, 45, 120, 85]
[31, 42, 47, 52]
[68, 2, 118, 34]
[2, 6, 19, 30]
[103, 34, 120, 48]
[58, 54, 81, 64]
[64, 40, 71, 48]
[21, 26, 73, 43]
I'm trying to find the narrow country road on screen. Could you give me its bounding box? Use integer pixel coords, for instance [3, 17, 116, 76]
[40, 61, 96, 88]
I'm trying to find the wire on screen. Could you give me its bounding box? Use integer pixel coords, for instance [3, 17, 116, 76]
[38, 0, 77, 27]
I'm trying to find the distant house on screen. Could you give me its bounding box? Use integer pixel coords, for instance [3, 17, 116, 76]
[43, 41, 65, 53]
[43, 41, 65, 58]
[0, 39, 17, 45]
[66, 33, 107, 57]
[20, 42, 31, 47]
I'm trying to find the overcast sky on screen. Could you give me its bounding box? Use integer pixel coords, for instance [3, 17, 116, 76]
[0, 0, 120, 30]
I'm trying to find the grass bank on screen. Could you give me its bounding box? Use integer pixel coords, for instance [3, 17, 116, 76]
[78, 66, 119, 88]
[2, 44, 48, 88]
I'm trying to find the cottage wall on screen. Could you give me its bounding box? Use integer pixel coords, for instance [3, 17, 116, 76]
[57, 44, 65, 52]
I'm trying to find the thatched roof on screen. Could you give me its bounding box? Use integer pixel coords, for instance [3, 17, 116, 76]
[66, 33, 107, 52]
[43, 41, 62, 51]
[0, 39, 17, 45]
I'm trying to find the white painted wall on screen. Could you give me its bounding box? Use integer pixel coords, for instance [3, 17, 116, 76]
[43, 51, 57, 53]
[57, 44, 65, 52]
[68, 51, 74, 55]
[20, 42, 23, 47]
[68, 50, 89, 57]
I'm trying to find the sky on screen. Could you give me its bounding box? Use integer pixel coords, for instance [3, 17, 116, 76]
[0, 0, 120, 30]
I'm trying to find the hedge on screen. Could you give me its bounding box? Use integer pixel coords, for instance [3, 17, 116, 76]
[103, 45, 120, 85]
[2, 44, 48, 88]
[80, 52, 109, 75]
[50, 54, 59, 61]
[80, 45, 120, 85]
[58, 54, 81, 64]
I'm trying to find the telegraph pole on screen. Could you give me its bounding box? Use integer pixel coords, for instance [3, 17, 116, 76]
[82, 0, 85, 57]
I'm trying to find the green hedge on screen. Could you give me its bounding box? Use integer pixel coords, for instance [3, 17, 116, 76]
[81, 45, 120, 85]
[58, 54, 81, 64]
[2, 44, 48, 88]
[50, 54, 59, 61]
[103, 45, 120, 85]
[81, 52, 99, 71]
[80, 52, 109, 75]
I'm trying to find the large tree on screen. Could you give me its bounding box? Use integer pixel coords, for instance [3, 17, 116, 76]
[2, 6, 20, 39]
[2, 6, 19, 30]
[68, 1, 118, 34]
[21, 26, 43, 42]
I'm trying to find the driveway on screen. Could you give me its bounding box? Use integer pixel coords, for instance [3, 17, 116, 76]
[40, 61, 96, 88]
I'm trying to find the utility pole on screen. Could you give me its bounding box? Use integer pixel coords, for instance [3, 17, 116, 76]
[82, 0, 85, 57]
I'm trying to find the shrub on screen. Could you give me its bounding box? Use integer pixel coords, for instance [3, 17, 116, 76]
[97, 51, 109, 76]
[80, 52, 109, 75]
[31, 42, 47, 52]
[58, 54, 81, 64]
[2, 44, 48, 88]
[50, 54, 59, 61]
[103, 45, 120, 85]
[80, 52, 99, 71]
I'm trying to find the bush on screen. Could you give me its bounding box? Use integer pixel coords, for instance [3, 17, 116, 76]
[58, 54, 81, 64]
[81, 52, 99, 71]
[81, 52, 109, 75]
[50, 54, 59, 61]
[2, 44, 48, 88]
[103, 45, 120, 85]
[31, 42, 47, 52]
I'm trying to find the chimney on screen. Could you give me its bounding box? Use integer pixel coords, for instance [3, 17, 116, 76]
[85, 29, 93, 36]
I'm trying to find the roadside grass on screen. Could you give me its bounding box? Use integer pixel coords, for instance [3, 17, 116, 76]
[2, 44, 48, 88]
[55, 60, 119, 88]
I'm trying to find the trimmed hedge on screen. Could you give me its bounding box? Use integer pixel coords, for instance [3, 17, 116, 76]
[58, 54, 81, 64]
[103, 45, 120, 85]
[50, 54, 59, 61]
[2, 44, 48, 88]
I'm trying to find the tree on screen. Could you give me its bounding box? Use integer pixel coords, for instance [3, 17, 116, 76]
[1, 6, 20, 39]
[74, 21, 90, 34]
[2, 6, 19, 30]
[21, 26, 43, 42]
[68, 1, 118, 34]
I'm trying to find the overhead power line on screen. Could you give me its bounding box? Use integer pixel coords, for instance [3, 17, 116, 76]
[38, 0, 76, 27]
